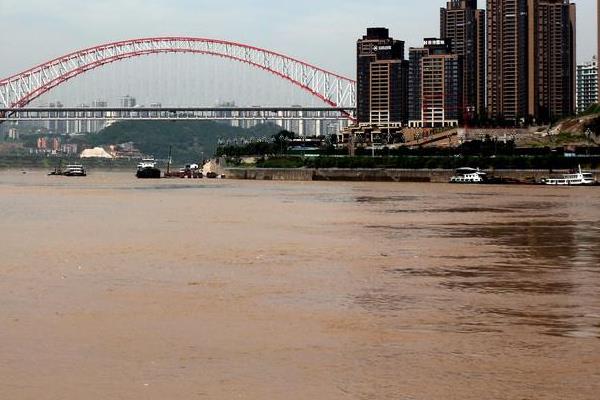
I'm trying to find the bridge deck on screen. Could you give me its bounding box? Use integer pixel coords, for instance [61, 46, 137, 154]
[0, 107, 356, 122]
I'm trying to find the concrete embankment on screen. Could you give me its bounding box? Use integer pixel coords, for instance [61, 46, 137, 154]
[224, 168, 600, 183]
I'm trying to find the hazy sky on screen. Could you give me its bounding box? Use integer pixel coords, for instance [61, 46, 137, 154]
[0, 0, 596, 79]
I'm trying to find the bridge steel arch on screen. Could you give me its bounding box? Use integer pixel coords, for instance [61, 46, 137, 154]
[0, 37, 356, 115]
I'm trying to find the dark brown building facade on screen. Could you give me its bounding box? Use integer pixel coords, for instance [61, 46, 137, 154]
[356, 28, 409, 125]
[408, 46, 430, 121]
[528, 0, 576, 122]
[440, 0, 486, 119]
[486, 0, 529, 122]
[487, 0, 576, 123]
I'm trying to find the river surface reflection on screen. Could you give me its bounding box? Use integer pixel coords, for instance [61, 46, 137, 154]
[1, 170, 599, 399]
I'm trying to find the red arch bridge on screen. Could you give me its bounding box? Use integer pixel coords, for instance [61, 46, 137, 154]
[0, 37, 356, 122]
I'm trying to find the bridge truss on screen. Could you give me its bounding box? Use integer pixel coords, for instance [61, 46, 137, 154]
[0, 107, 354, 122]
[0, 37, 357, 115]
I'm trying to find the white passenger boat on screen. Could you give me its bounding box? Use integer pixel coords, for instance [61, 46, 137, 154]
[449, 167, 487, 184]
[63, 164, 86, 177]
[542, 166, 597, 186]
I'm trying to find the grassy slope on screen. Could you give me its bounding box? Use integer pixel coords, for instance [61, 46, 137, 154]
[518, 105, 600, 147]
[90, 120, 281, 162]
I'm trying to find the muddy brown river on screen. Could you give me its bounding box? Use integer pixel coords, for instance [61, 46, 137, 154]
[1, 170, 599, 399]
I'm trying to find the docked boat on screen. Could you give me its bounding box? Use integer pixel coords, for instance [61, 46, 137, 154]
[48, 169, 62, 176]
[48, 162, 63, 176]
[136, 158, 161, 179]
[449, 167, 487, 184]
[63, 164, 86, 177]
[164, 163, 203, 179]
[541, 166, 597, 186]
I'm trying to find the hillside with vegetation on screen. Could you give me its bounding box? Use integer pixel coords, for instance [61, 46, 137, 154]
[88, 120, 281, 162]
[517, 104, 600, 147]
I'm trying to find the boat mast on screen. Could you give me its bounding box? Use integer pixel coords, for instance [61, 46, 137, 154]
[167, 146, 172, 175]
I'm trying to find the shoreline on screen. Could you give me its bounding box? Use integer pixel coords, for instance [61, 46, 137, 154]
[222, 167, 600, 184]
[4, 167, 600, 185]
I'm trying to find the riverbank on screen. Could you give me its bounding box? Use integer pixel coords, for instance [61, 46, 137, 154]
[0, 155, 138, 170]
[5, 156, 600, 185]
[224, 167, 600, 183]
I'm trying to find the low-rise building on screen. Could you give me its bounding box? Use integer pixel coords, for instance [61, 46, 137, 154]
[60, 143, 78, 155]
[37, 137, 48, 150]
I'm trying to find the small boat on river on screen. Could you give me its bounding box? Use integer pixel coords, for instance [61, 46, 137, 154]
[136, 158, 161, 179]
[48, 160, 64, 176]
[541, 166, 597, 186]
[48, 167, 63, 176]
[63, 164, 86, 177]
[449, 167, 487, 184]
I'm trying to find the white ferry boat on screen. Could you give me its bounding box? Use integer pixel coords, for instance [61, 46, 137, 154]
[449, 167, 487, 184]
[136, 157, 161, 179]
[63, 164, 86, 177]
[542, 166, 597, 186]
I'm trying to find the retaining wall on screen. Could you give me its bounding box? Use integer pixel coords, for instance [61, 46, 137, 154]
[224, 168, 600, 183]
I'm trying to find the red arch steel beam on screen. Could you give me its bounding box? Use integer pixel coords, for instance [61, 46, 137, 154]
[1, 37, 354, 84]
[13, 49, 337, 108]
[0, 37, 356, 119]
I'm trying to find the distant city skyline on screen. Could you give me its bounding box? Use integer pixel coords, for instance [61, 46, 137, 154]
[0, 0, 597, 80]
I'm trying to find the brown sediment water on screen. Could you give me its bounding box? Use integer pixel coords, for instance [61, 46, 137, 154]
[1, 170, 599, 399]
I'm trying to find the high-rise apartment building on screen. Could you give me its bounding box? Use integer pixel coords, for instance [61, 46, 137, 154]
[47, 101, 67, 134]
[528, 0, 576, 122]
[74, 104, 93, 134]
[120, 95, 136, 108]
[487, 0, 576, 123]
[408, 47, 430, 121]
[91, 100, 108, 133]
[440, 0, 486, 119]
[409, 39, 463, 128]
[487, 0, 529, 123]
[576, 57, 598, 114]
[356, 28, 409, 126]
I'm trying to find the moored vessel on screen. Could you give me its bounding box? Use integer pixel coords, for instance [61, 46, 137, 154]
[48, 161, 64, 176]
[136, 157, 161, 179]
[164, 163, 203, 179]
[63, 164, 86, 177]
[449, 167, 487, 184]
[541, 166, 597, 186]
